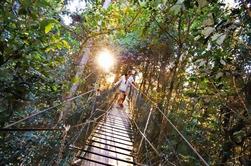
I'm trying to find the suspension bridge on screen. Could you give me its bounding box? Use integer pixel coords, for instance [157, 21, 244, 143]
[1, 85, 209, 166]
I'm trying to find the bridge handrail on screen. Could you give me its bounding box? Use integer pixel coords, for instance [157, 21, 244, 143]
[130, 85, 209, 166]
[3, 89, 95, 128]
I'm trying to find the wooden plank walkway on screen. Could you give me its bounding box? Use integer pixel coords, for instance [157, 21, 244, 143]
[76, 102, 135, 166]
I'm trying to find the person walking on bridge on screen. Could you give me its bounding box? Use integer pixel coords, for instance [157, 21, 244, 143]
[115, 70, 136, 108]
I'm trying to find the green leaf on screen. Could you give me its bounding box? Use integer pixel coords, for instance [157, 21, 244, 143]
[52, 85, 57, 91]
[45, 23, 54, 34]
[72, 76, 80, 84]
[34, 53, 42, 61]
[62, 40, 70, 49]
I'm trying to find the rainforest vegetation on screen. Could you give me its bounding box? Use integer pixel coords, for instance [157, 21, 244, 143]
[0, 0, 251, 165]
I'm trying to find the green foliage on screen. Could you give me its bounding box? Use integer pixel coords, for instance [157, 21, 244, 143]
[114, 0, 251, 165]
[1, 0, 251, 165]
[0, 0, 79, 164]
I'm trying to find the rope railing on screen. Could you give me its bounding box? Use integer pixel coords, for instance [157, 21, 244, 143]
[0, 128, 64, 131]
[56, 88, 117, 164]
[70, 105, 113, 145]
[130, 85, 209, 166]
[2, 84, 117, 133]
[2, 81, 208, 165]
[68, 87, 117, 145]
[137, 107, 153, 154]
[1, 82, 123, 166]
[0, 110, 110, 132]
[71, 99, 116, 165]
[3, 89, 95, 129]
[124, 105, 176, 166]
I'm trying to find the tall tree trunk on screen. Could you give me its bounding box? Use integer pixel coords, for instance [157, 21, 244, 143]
[157, 11, 185, 146]
[59, 0, 112, 122]
[157, 44, 183, 146]
[59, 40, 92, 122]
[139, 62, 149, 91]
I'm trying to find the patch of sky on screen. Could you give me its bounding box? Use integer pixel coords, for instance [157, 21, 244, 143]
[61, 0, 87, 26]
[223, 0, 239, 8]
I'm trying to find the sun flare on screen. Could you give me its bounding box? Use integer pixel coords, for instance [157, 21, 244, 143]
[97, 49, 115, 72]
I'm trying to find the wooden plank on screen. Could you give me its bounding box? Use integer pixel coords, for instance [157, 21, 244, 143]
[83, 144, 133, 157]
[91, 140, 133, 152]
[77, 149, 137, 165]
[99, 121, 131, 129]
[92, 135, 133, 146]
[98, 123, 133, 133]
[94, 131, 133, 143]
[97, 125, 133, 136]
[76, 156, 113, 166]
[95, 129, 133, 139]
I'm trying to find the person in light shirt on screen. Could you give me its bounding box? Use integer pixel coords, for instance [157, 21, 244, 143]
[115, 70, 136, 108]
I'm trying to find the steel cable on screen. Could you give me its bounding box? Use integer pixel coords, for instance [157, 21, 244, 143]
[3, 89, 94, 128]
[131, 85, 209, 166]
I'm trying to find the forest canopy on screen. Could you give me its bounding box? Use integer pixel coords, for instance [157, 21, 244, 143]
[0, 0, 251, 165]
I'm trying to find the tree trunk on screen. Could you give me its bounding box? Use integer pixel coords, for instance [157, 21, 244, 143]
[157, 44, 183, 146]
[59, 0, 112, 122]
[157, 12, 185, 146]
[59, 40, 92, 122]
[139, 61, 149, 92]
